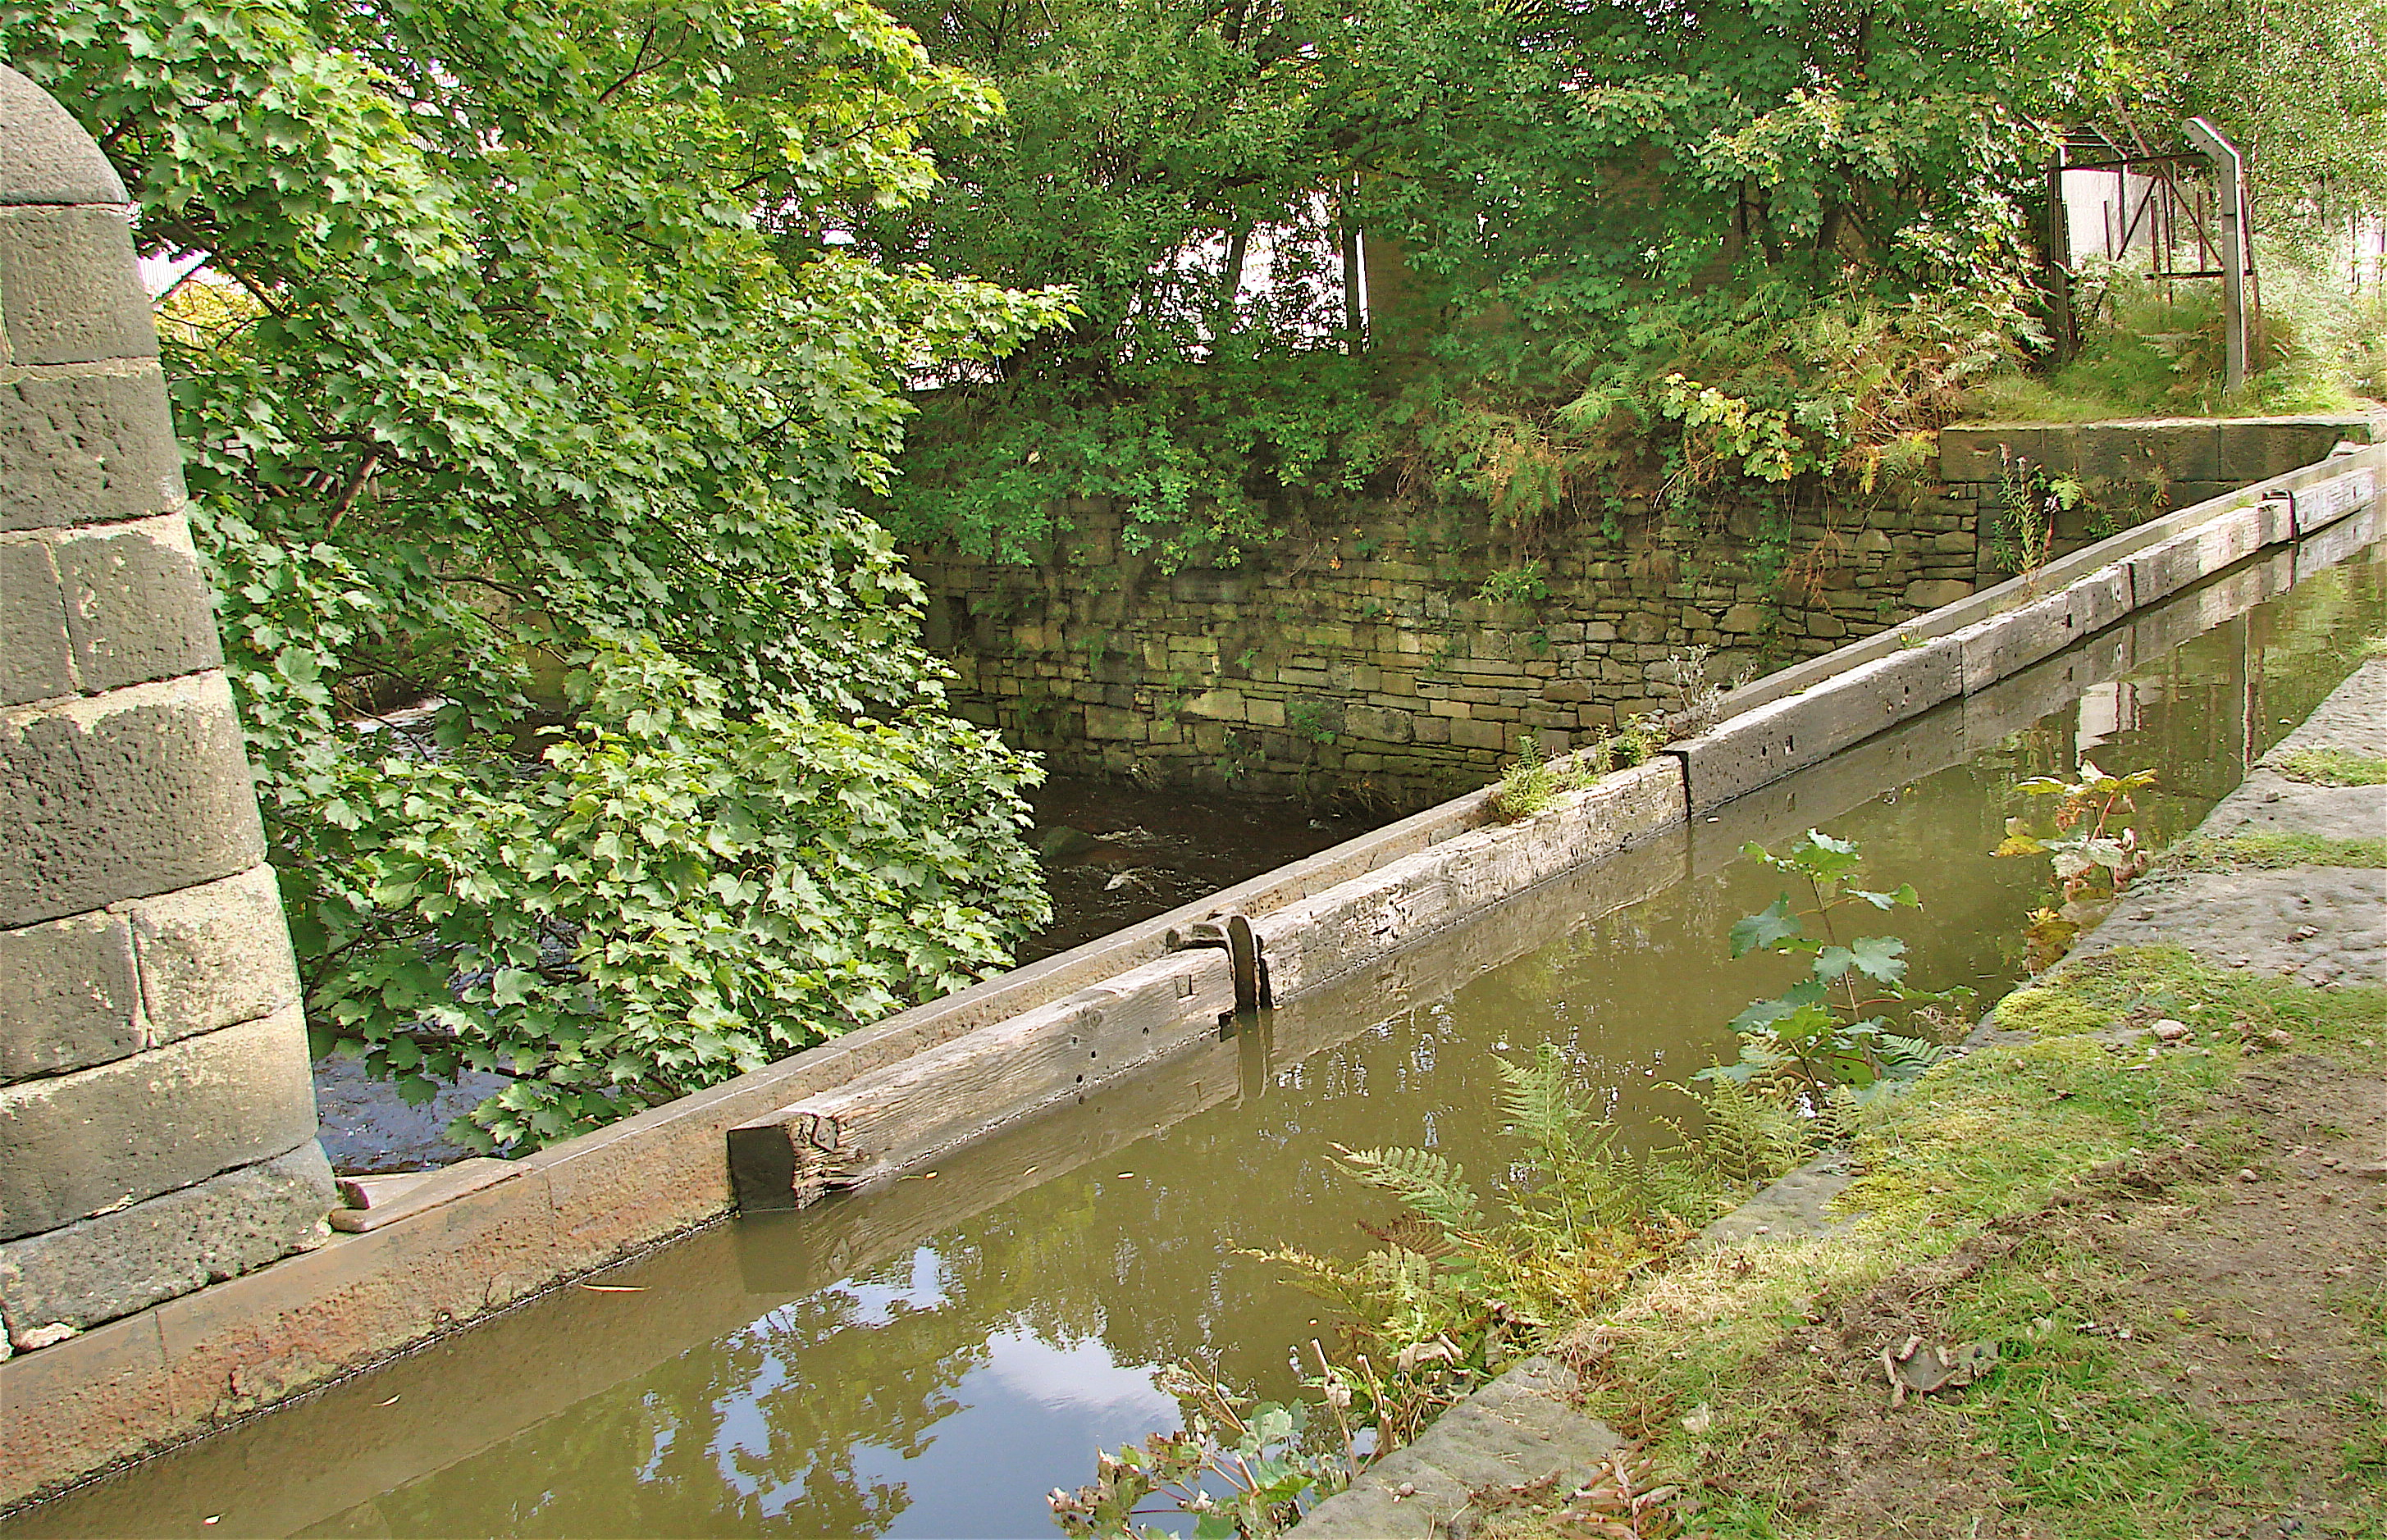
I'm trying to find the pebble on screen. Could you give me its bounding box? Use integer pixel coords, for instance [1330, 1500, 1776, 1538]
[12, 1322, 77, 1351]
[2152, 1019, 2193, 1043]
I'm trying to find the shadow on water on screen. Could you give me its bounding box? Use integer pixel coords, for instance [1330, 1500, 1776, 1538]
[11, 533, 2383, 1540]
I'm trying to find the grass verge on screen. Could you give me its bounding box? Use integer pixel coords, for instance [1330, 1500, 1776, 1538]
[1478, 948, 2387, 1540]
[2161, 831, 2387, 872]
[2278, 747, 2387, 787]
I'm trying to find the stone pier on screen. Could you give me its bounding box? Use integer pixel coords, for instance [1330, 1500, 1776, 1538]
[0, 66, 334, 1357]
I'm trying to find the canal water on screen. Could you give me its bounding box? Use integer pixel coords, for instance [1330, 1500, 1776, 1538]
[11, 540, 2382, 1540]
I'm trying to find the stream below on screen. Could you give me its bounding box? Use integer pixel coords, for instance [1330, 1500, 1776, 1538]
[11, 539, 2383, 1540]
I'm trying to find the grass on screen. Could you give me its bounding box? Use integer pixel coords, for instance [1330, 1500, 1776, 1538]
[1489, 740, 1581, 822]
[1517, 948, 2387, 1540]
[1960, 251, 2387, 425]
[2279, 746, 2387, 786]
[2161, 830, 2387, 871]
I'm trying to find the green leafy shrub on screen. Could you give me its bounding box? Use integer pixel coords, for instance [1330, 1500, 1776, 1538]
[290, 641, 1047, 1148]
[7, 0, 1070, 1147]
[1488, 738, 1577, 822]
[1700, 832, 1971, 1100]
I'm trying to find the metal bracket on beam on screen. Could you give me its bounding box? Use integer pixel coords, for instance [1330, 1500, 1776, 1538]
[1174, 911, 1271, 1017]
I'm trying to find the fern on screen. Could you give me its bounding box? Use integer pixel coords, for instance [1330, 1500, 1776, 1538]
[1682, 1075, 1814, 1185]
[1330, 1143, 1486, 1235]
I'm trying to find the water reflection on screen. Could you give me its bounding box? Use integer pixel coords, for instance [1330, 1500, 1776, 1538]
[11, 540, 2381, 1540]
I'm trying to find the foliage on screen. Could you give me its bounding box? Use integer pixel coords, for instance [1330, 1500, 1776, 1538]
[1477, 561, 1550, 607]
[1700, 832, 1970, 1100]
[1050, 1360, 1360, 1540]
[1993, 760, 2157, 970]
[1490, 738, 1578, 823]
[2154, 0, 2387, 231]
[284, 641, 1048, 1146]
[1240, 1050, 1777, 1464]
[850, 0, 2202, 567]
[1986, 448, 2085, 576]
[1968, 251, 2387, 424]
[3, 0, 1070, 1145]
[1584, 713, 1671, 776]
[1659, 645, 1754, 740]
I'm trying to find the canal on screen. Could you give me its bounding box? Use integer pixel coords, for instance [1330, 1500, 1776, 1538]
[10, 540, 2381, 1540]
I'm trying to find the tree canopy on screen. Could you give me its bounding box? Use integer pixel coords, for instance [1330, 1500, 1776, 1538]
[856, 0, 2386, 563]
[2, 0, 1072, 1146]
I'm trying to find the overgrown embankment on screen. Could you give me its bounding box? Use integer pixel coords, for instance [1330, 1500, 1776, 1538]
[1478, 656, 2387, 1539]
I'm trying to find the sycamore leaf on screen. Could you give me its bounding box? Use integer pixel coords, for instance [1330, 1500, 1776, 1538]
[1730, 895, 1802, 957]
[1849, 934, 1908, 983]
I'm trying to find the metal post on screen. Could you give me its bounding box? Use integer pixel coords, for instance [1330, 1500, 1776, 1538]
[2183, 116, 2248, 393]
[2047, 155, 2074, 362]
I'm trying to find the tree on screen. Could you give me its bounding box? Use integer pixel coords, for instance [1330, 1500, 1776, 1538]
[849, 0, 2166, 563]
[2, 0, 1073, 1147]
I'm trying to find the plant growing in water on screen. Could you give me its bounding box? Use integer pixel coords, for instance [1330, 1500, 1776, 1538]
[1049, 1359, 1359, 1539]
[1993, 760, 2157, 968]
[1699, 832, 1969, 1100]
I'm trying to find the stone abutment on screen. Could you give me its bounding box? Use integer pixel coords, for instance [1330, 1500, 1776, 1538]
[0, 66, 335, 1359]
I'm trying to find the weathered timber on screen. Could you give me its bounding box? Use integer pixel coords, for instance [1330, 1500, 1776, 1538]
[728, 948, 1235, 1210]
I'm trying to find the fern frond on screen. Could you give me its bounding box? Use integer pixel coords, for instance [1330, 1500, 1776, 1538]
[1497, 1045, 1586, 1170]
[1330, 1142, 1486, 1233]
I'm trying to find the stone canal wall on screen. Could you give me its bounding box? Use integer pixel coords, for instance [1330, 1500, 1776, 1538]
[911, 415, 2376, 809]
[0, 69, 335, 1365]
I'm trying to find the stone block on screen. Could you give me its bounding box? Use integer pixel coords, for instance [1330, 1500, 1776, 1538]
[0, 205, 156, 367]
[0, 67, 130, 206]
[0, 673, 267, 928]
[2220, 419, 2345, 482]
[0, 1003, 319, 1241]
[0, 909, 139, 1083]
[1344, 705, 1413, 745]
[1903, 578, 1974, 610]
[0, 1307, 177, 1511]
[0, 535, 71, 705]
[122, 864, 301, 1047]
[1244, 695, 1285, 729]
[1449, 718, 1505, 751]
[0, 1142, 331, 1342]
[2125, 503, 2266, 608]
[2284, 463, 2378, 537]
[1181, 688, 1244, 721]
[1718, 602, 1768, 634]
[0, 368, 187, 532]
[52, 514, 221, 690]
[1939, 425, 2044, 483]
[1956, 563, 2133, 690]
[1082, 704, 1144, 740]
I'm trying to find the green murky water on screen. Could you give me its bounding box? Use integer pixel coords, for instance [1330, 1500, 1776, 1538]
[11, 538, 2382, 1540]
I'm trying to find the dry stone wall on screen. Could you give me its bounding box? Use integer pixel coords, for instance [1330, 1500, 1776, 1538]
[911, 416, 2378, 809]
[0, 66, 334, 1358]
[912, 495, 1982, 811]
